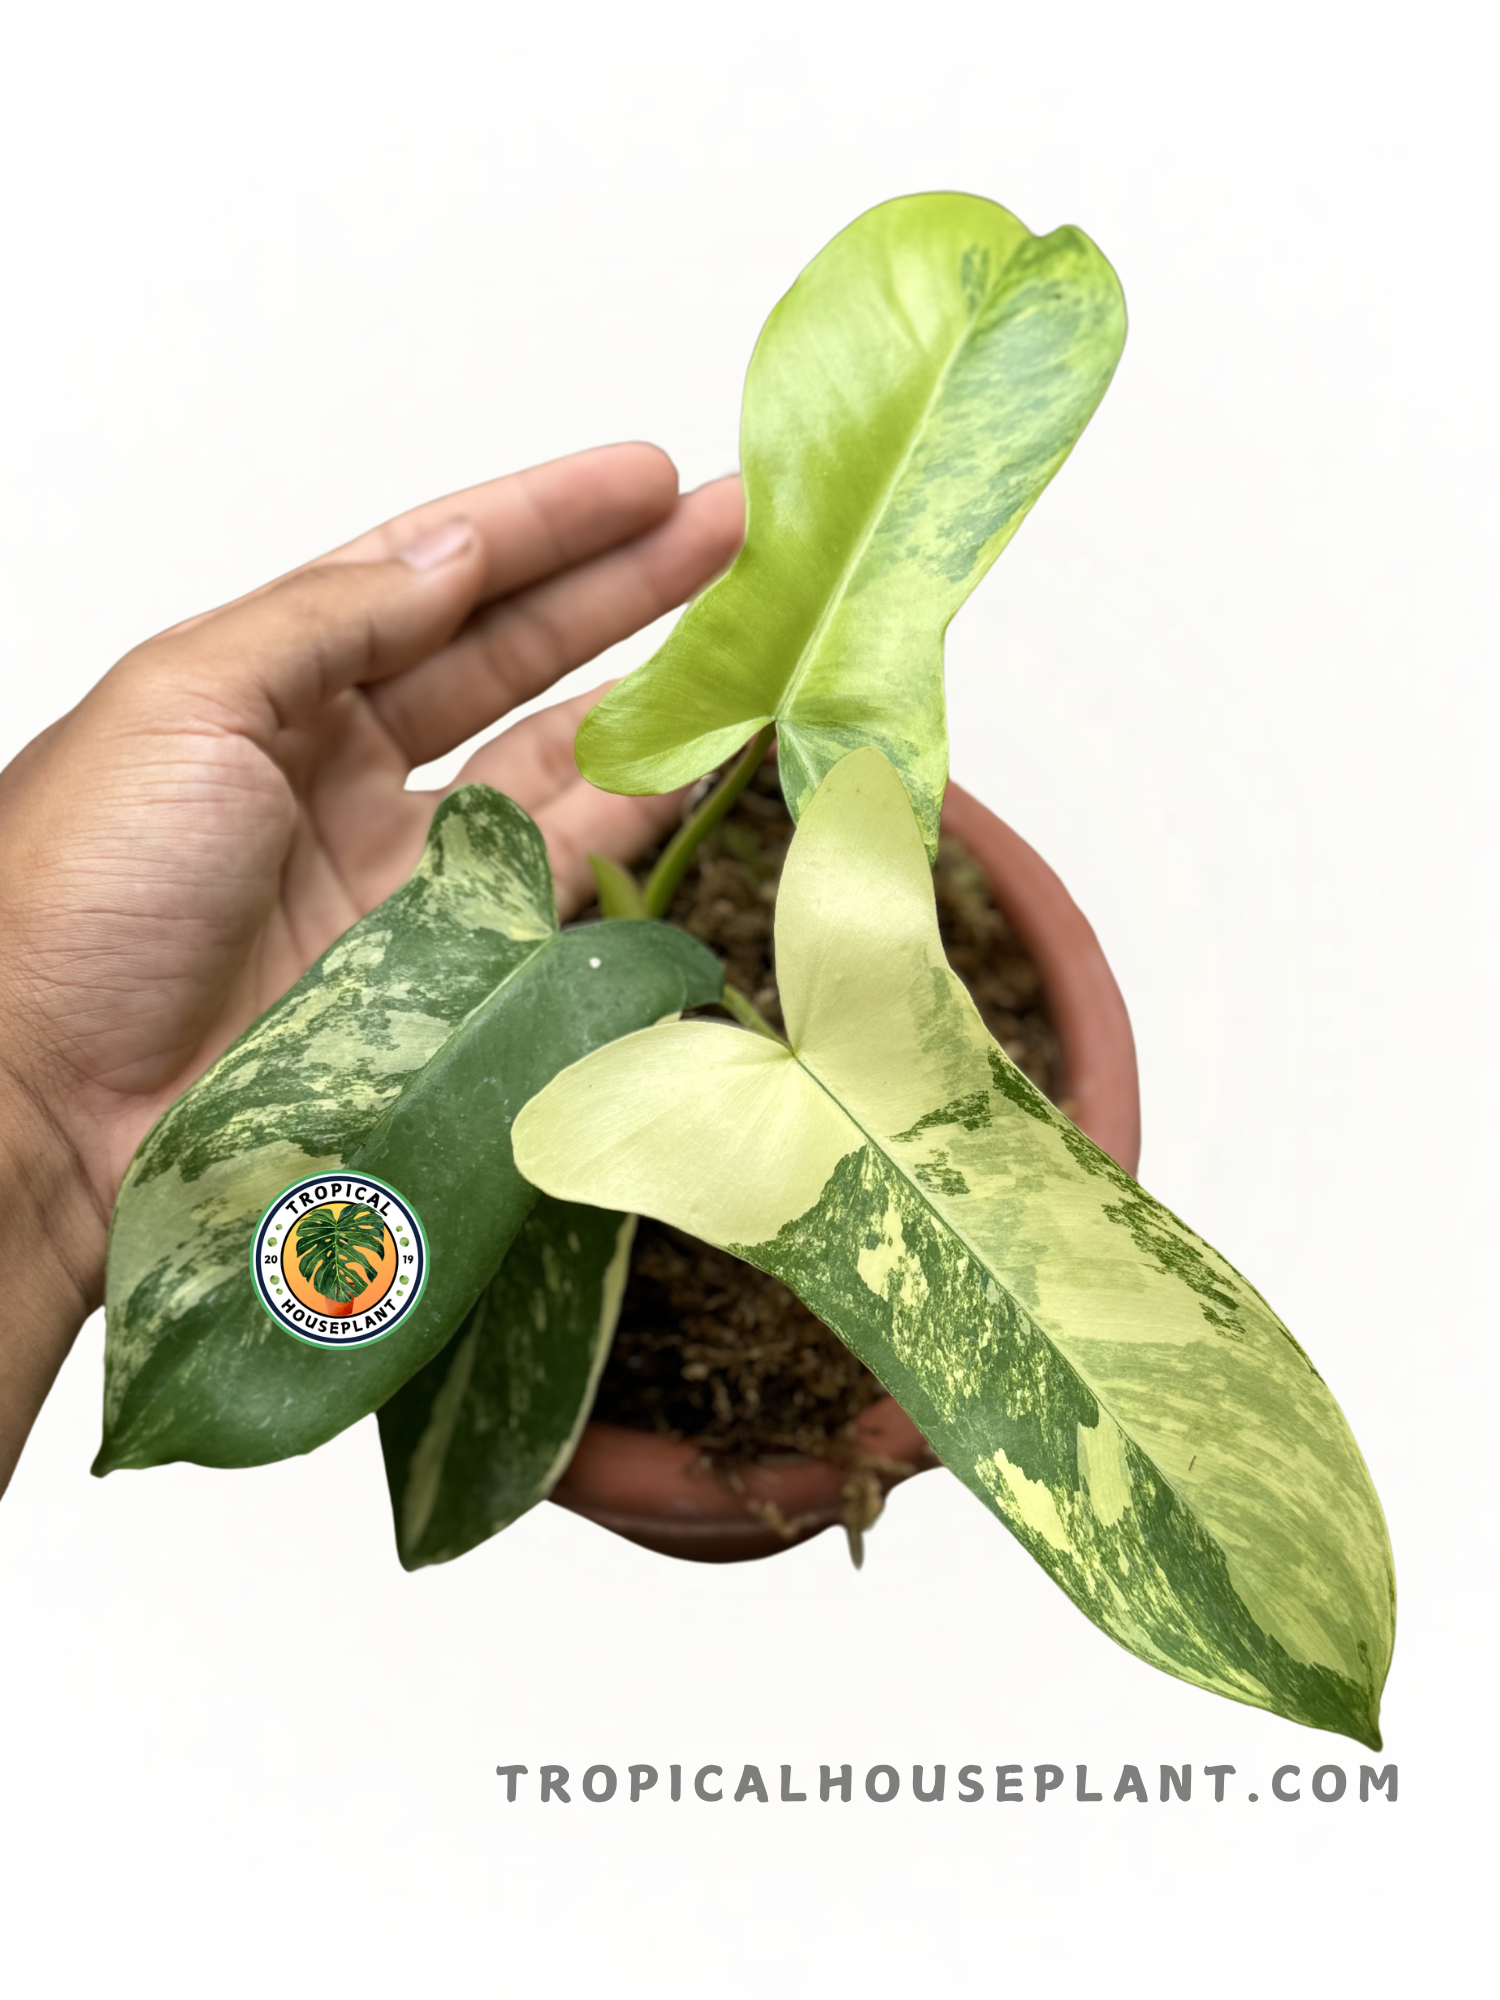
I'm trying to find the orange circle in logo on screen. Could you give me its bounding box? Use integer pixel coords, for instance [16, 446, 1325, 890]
[283, 1201, 400, 1319]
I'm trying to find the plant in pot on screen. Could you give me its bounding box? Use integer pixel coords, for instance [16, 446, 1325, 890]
[541, 751, 1140, 1566]
[100, 193, 1394, 1749]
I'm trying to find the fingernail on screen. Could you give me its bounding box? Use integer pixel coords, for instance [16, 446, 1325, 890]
[398, 518, 477, 571]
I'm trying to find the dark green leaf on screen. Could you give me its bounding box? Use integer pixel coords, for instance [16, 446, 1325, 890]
[98, 786, 721, 1474]
[378, 1196, 633, 1568]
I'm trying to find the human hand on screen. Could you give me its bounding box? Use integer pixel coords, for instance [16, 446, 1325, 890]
[0, 443, 743, 1489]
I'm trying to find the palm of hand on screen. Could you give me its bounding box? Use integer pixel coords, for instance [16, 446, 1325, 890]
[0, 446, 741, 1214]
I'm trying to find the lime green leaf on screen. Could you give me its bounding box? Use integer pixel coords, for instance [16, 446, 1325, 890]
[514, 751, 1395, 1746]
[377, 1197, 634, 1569]
[588, 853, 648, 920]
[576, 191, 1126, 855]
[98, 786, 720, 1475]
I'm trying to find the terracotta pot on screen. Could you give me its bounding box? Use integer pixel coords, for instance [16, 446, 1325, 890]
[548, 781, 1141, 1563]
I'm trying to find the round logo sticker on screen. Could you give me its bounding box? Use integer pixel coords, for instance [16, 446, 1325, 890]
[251, 1174, 428, 1347]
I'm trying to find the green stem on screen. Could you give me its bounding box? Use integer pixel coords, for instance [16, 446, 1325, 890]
[587, 852, 649, 920]
[719, 982, 787, 1045]
[642, 724, 775, 919]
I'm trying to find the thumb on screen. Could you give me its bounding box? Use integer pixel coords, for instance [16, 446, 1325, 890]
[123, 516, 485, 737]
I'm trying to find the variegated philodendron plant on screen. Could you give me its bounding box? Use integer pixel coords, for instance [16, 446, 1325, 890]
[102, 193, 1394, 1748]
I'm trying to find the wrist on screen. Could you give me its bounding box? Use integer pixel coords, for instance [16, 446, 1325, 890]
[0, 1055, 108, 1495]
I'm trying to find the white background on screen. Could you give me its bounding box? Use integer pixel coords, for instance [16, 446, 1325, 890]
[0, 2, 1493, 1993]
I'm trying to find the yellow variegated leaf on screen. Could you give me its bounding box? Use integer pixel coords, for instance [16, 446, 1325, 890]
[576, 192, 1125, 856]
[514, 750, 1395, 1746]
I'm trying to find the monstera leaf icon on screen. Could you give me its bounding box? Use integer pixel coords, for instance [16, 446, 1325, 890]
[295, 1204, 388, 1311]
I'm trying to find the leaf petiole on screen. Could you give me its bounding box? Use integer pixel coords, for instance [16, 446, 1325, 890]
[718, 981, 787, 1045]
[642, 725, 775, 919]
[587, 852, 650, 919]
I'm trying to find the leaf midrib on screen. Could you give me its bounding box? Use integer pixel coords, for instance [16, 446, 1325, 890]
[786, 1037, 1199, 1533]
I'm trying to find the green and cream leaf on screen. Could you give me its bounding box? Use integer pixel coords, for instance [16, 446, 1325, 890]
[576, 191, 1126, 854]
[100, 786, 721, 1475]
[514, 751, 1395, 1746]
[377, 1196, 634, 1569]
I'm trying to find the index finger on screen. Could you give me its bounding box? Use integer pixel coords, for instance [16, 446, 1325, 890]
[314, 442, 682, 603]
[158, 442, 683, 640]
